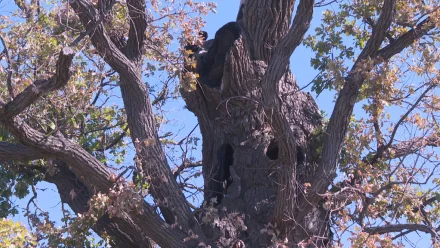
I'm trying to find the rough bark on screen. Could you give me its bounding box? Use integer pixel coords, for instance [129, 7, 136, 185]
[69, 0, 199, 234]
[181, 0, 437, 246]
[0, 152, 154, 247]
[1, 0, 439, 247]
[0, 142, 49, 161]
[46, 161, 156, 248]
[182, 1, 325, 243]
[0, 47, 201, 247]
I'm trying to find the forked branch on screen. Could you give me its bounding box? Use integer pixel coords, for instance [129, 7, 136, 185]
[296, 0, 397, 221]
[3, 47, 75, 118]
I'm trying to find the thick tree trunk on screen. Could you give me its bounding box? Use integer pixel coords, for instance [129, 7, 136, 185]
[179, 1, 414, 245]
[4, 0, 434, 246]
[182, 28, 328, 246]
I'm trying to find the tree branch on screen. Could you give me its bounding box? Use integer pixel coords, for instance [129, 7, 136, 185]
[45, 160, 155, 248]
[376, 17, 436, 61]
[297, 0, 396, 217]
[241, 0, 295, 61]
[0, 142, 49, 161]
[3, 47, 75, 118]
[364, 134, 440, 163]
[70, 0, 200, 236]
[261, 0, 315, 92]
[173, 161, 202, 178]
[96, 126, 128, 152]
[0, 44, 201, 246]
[1, 117, 198, 247]
[364, 224, 439, 240]
[0, 34, 14, 100]
[367, 83, 436, 164]
[69, 0, 134, 73]
[355, 0, 396, 63]
[14, 0, 33, 18]
[257, 0, 314, 233]
[125, 0, 147, 59]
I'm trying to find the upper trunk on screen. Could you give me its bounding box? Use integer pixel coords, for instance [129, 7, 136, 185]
[182, 22, 327, 246]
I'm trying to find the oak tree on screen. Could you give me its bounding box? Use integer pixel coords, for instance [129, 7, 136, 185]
[0, 0, 440, 247]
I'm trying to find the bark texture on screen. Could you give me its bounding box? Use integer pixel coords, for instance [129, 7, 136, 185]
[182, 2, 326, 244]
[46, 161, 155, 248]
[181, 0, 435, 246]
[1, 0, 438, 247]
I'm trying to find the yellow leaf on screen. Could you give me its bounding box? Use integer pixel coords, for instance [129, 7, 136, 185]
[144, 138, 155, 146]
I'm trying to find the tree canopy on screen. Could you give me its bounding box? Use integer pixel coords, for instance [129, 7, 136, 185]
[0, 0, 440, 247]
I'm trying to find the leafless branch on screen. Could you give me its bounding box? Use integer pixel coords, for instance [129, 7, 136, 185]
[364, 224, 439, 240]
[177, 123, 199, 145]
[97, 125, 129, 152]
[315, 0, 340, 7]
[173, 161, 202, 178]
[0, 34, 14, 99]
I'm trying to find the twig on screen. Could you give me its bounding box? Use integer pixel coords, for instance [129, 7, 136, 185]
[369, 82, 436, 164]
[0, 34, 14, 99]
[97, 125, 129, 152]
[173, 161, 202, 178]
[177, 123, 199, 145]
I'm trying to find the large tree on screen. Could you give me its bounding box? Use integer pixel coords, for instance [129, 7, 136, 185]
[1, 0, 440, 247]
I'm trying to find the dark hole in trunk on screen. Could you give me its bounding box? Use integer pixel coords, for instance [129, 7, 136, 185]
[208, 144, 234, 205]
[296, 146, 305, 164]
[266, 140, 279, 160]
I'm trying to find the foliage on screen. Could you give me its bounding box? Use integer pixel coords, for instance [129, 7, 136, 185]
[304, 0, 440, 246]
[0, 161, 43, 217]
[0, 0, 440, 247]
[0, 0, 213, 245]
[0, 218, 36, 247]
